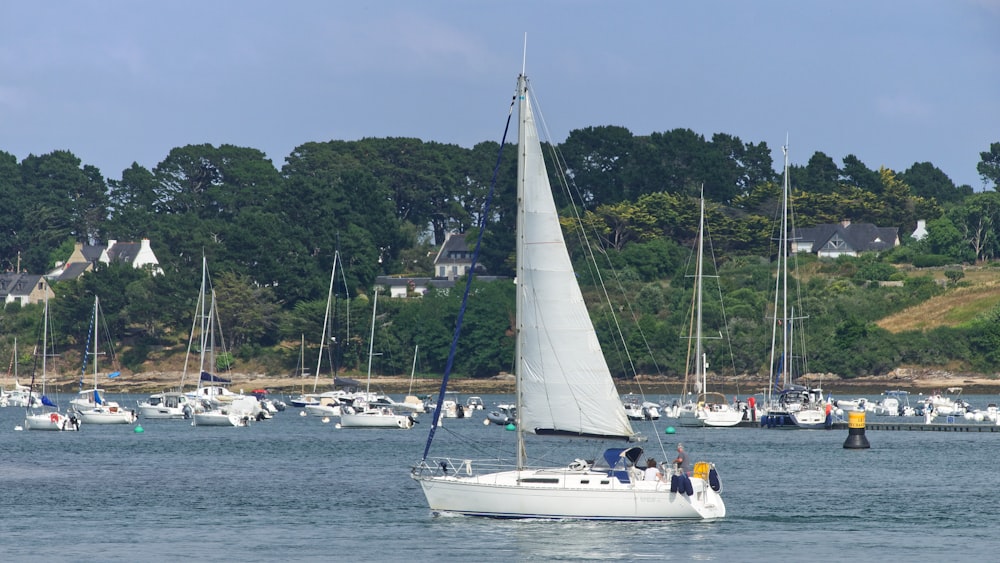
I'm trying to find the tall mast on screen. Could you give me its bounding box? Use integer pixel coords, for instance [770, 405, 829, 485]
[41, 293, 48, 396]
[365, 290, 378, 396]
[314, 250, 338, 392]
[695, 190, 706, 394]
[780, 143, 790, 388]
[514, 72, 528, 470]
[93, 296, 99, 387]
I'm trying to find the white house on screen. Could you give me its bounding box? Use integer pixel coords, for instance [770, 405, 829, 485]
[48, 238, 163, 281]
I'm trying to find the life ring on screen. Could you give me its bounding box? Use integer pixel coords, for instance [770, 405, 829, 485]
[49, 412, 60, 423]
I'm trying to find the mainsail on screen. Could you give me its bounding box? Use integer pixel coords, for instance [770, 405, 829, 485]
[514, 74, 632, 440]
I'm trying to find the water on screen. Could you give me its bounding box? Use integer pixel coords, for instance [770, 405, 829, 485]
[2, 393, 1000, 562]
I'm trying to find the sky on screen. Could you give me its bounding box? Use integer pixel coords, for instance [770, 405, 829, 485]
[1, 1, 998, 190]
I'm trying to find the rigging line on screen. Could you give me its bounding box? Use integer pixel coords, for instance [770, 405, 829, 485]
[421, 89, 516, 463]
[80, 296, 97, 388]
[705, 213, 741, 396]
[97, 298, 120, 369]
[533, 89, 652, 390]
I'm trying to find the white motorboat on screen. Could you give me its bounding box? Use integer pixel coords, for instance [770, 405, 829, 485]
[192, 396, 259, 427]
[412, 69, 725, 520]
[623, 394, 661, 421]
[138, 391, 194, 419]
[339, 406, 414, 429]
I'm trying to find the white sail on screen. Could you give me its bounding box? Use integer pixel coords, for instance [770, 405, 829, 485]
[515, 75, 633, 440]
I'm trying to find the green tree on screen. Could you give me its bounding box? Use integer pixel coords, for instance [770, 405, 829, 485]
[951, 191, 1000, 263]
[560, 125, 636, 207]
[923, 216, 968, 262]
[840, 154, 881, 193]
[0, 151, 25, 271]
[18, 151, 102, 271]
[213, 270, 281, 349]
[900, 161, 969, 205]
[108, 163, 159, 239]
[976, 141, 1000, 190]
[801, 151, 840, 194]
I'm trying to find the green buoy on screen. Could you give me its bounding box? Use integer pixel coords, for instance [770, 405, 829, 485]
[664, 426, 676, 434]
[134, 425, 144, 433]
[505, 423, 516, 431]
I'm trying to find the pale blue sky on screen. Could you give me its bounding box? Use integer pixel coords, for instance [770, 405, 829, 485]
[1, 0, 997, 189]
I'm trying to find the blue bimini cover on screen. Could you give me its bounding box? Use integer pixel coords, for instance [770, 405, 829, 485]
[200, 371, 232, 383]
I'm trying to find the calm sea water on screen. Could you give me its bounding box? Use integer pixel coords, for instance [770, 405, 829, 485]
[2, 393, 999, 562]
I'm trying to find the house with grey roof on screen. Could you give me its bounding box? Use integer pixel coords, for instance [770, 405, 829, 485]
[375, 232, 504, 298]
[792, 220, 899, 258]
[47, 238, 163, 281]
[0, 273, 54, 306]
[433, 232, 479, 280]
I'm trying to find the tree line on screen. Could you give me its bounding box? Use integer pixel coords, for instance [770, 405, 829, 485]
[1, 131, 999, 382]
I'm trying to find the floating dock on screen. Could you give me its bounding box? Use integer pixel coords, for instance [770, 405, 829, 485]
[736, 420, 1000, 431]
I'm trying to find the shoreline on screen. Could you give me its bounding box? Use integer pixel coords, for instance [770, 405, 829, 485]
[6, 368, 999, 397]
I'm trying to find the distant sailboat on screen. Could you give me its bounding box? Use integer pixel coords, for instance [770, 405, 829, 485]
[24, 294, 80, 431]
[673, 192, 743, 428]
[411, 66, 725, 519]
[762, 142, 827, 429]
[185, 256, 258, 427]
[70, 296, 137, 424]
[339, 290, 414, 429]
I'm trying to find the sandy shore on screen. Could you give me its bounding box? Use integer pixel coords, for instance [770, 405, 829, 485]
[6, 366, 999, 397]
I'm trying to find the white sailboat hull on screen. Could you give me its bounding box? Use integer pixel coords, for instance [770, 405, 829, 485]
[675, 406, 743, 428]
[75, 406, 136, 425]
[304, 403, 341, 417]
[790, 408, 828, 429]
[340, 411, 413, 429]
[24, 412, 80, 431]
[137, 405, 189, 419]
[192, 411, 249, 427]
[413, 469, 725, 520]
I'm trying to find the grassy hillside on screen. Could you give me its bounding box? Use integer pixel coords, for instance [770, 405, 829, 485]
[877, 267, 1000, 332]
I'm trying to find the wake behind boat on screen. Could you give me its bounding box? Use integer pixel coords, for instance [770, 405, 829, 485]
[411, 66, 725, 520]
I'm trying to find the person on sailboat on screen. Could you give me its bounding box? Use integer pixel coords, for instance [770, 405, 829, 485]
[673, 444, 691, 475]
[644, 458, 663, 482]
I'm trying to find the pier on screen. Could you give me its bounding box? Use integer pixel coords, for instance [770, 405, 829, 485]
[736, 420, 1000, 432]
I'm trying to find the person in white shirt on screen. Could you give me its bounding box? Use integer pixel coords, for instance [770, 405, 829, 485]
[643, 457, 663, 481]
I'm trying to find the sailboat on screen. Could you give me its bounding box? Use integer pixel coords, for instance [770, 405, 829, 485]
[24, 294, 81, 431]
[184, 256, 257, 427]
[338, 290, 414, 429]
[674, 193, 743, 428]
[301, 251, 356, 417]
[761, 143, 828, 429]
[4, 338, 41, 408]
[70, 296, 137, 424]
[411, 68, 725, 519]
